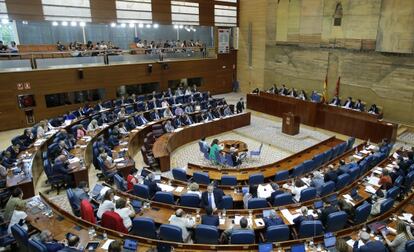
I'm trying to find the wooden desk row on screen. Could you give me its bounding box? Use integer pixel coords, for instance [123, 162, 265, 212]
[247, 92, 398, 143]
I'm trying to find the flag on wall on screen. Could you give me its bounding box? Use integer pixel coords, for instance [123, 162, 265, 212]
[322, 74, 328, 103]
[335, 76, 341, 97]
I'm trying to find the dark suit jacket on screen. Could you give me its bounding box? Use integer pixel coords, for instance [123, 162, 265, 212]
[43, 241, 65, 252]
[201, 190, 223, 209]
[330, 98, 341, 106]
[293, 215, 314, 230]
[354, 102, 364, 111]
[324, 171, 338, 183]
[201, 215, 219, 226]
[236, 101, 245, 113]
[264, 216, 284, 228]
[353, 240, 388, 252]
[144, 179, 161, 198]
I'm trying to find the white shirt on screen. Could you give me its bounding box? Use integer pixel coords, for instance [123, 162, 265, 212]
[8, 210, 28, 234]
[291, 185, 307, 202]
[115, 207, 133, 230]
[257, 184, 275, 199]
[97, 200, 115, 219]
[169, 215, 195, 242]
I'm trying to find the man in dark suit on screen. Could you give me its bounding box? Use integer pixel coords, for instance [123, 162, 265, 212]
[343, 97, 354, 109]
[57, 234, 82, 252]
[150, 111, 161, 121]
[264, 211, 284, 228]
[201, 206, 219, 226]
[324, 165, 338, 183]
[19, 129, 34, 149]
[293, 206, 314, 230]
[318, 202, 339, 226]
[39, 230, 65, 252]
[144, 173, 161, 198]
[330, 96, 341, 106]
[6, 143, 20, 160]
[135, 114, 148, 126]
[353, 231, 387, 252]
[354, 99, 364, 111]
[236, 98, 245, 113]
[201, 184, 223, 211]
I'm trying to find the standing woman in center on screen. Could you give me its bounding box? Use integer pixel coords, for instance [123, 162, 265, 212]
[209, 139, 221, 163]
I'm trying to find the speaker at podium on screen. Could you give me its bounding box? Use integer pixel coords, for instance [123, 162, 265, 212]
[282, 112, 300, 135]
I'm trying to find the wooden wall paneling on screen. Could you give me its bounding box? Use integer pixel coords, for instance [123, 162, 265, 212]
[90, 0, 117, 23]
[152, 0, 172, 25]
[198, 0, 214, 27]
[5, 0, 44, 21]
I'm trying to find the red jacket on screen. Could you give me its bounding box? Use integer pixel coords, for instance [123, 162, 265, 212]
[80, 199, 96, 224]
[101, 211, 128, 233]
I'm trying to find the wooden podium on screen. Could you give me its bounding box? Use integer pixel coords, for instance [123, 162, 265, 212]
[282, 112, 300, 135]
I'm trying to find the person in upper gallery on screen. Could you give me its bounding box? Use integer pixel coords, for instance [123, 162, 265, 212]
[148, 97, 157, 110]
[117, 107, 127, 120]
[164, 120, 175, 133]
[128, 93, 137, 104]
[329, 95, 341, 106]
[172, 115, 183, 128]
[191, 84, 198, 93]
[318, 201, 340, 227]
[284, 179, 307, 202]
[185, 87, 192, 95]
[169, 208, 196, 243]
[144, 173, 161, 198]
[114, 198, 135, 231]
[267, 84, 278, 94]
[36, 120, 49, 139]
[264, 210, 284, 228]
[1, 151, 14, 168]
[100, 153, 118, 178]
[149, 110, 161, 121]
[125, 117, 136, 131]
[354, 99, 364, 111]
[135, 113, 148, 126]
[163, 106, 175, 118]
[181, 114, 193, 126]
[324, 164, 339, 183]
[184, 104, 194, 113]
[220, 217, 252, 244]
[75, 124, 86, 140]
[164, 88, 173, 97]
[175, 86, 184, 96]
[118, 122, 128, 136]
[381, 220, 412, 252]
[7, 143, 20, 160]
[173, 106, 184, 116]
[95, 100, 105, 111]
[223, 105, 233, 116]
[39, 229, 66, 252]
[343, 97, 354, 109]
[201, 184, 223, 211]
[187, 182, 202, 198]
[353, 231, 387, 252]
[161, 98, 169, 108]
[297, 90, 307, 100]
[19, 129, 34, 149]
[368, 104, 379, 114]
[201, 206, 219, 226]
[87, 119, 99, 132]
[279, 85, 289, 96]
[289, 88, 298, 97]
[236, 97, 245, 113]
[251, 88, 260, 94]
[119, 95, 127, 106]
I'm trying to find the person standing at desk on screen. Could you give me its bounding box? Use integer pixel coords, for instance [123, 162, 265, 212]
[209, 139, 221, 162]
[236, 98, 245, 113]
[4, 188, 25, 221]
[201, 184, 223, 211]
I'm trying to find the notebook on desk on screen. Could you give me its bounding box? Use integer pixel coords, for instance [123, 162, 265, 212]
[324, 232, 336, 249]
[122, 239, 138, 252]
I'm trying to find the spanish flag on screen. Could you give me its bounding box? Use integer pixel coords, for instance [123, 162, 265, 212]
[322, 74, 328, 103]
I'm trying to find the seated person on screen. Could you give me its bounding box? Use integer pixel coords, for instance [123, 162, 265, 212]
[379, 170, 393, 190]
[135, 114, 148, 126]
[4, 188, 25, 221]
[164, 107, 174, 118]
[39, 229, 65, 252]
[267, 84, 278, 94]
[161, 99, 169, 108]
[144, 173, 161, 198]
[284, 179, 307, 202]
[118, 122, 128, 136]
[174, 106, 184, 117]
[293, 206, 314, 230]
[201, 206, 219, 226]
[212, 108, 221, 118]
[72, 181, 90, 209]
[343, 97, 354, 109]
[370, 190, 387, 216]
[114, 198, 135, 231]
[381, 220, 412, 252]
[36, 120, 49, 139]
[164, 120, 175, 133]
[117, 107, 127, 120]
[0, 156, 7, 187]
[353, 231, 387, 252]
[108, 240, 122, 252]
[1, 151, 14, 168]
[187, 182, 202, 198]
[169, 208, 196, 242]
[279, 85, 288, 96]
[53, 154, 75, 187]
[220, 217, 251, 244]
[87, 119, 99, 132]
[150, 111, 161, 121]
[125, 118, 136, 131]
[127, 168, 141, 191]
[223, 105, 233, 116]
[19, 129, 34, 149]
[318, 201, 339, 226]
[324, 164, 338, 183]
[310, 171, 324, 196]
[338, 198, 355, 220]
[180, 114, 193, 126]
[252, 88, 260, 94]
[264, 211, 284, 228]
[201, 184, 223, 211]
[310, 91, 321, 102]
[7, 143, 20, 160]
[75, 124, 86, 140]
[330, 96, 341, 106]
[173, 116, 183, 128]
[97, 189, 115, 219]
[368, 104, 379, 114]
[228, 151, 241, 167]
[289, 88, 297, 97]
[59, 233, 82, 252]
[297, 90, 307, 100]
[100, 153, 117, 177]
[354, 99, 364, 111]
[184, 104, 194, 113]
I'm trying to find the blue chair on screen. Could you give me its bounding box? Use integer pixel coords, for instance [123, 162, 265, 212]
[347, 166, 360, 181]
[221, 175, 237, 186]
[347, 137, 355, 150]
[291, 164, 305, 177]
[0, 216, 14, 249]
[220, 195, 233, 209]
[154, 192, 175, 205]
[11, 224, 29, 252]
[335, 173, 351, 190]
[66, 188, 80, 216]
[193, 171, 210, 185]
[265, 225, 290, 242]
[125, 105, 135, 114]
[274, 170, 289, 182]
[300, 187, 317, 202]
[249, 143, 263, 159]
[225, 154, 236, 167]
[248, 198, 268, 209]
[160, 224, 183, 242]
[302, 160, 316, 173]
[114, 174, 127, 192]
[394, 176, 403, 187]
[249, 173, 264, 185]
[325, 211, 347, 232]
[319, 181, 335, 197]
[312, 153, 324, 168]
[353, 203, 371, 224]
[406, 240, 414, 251]
[273, 193, 294, 207]
[133, 184, 150, 199]
[180, 193, 200, 208]
[130, 217, 157, 239]
[43, 159, 65, 194]
[172, 168, 187, 182]
[230, 230, 255, 244]
[386, 186, 400, 199]
[298, 220, 324, 238]
[195, 224, 219, 244]
[380, 198, 394, 214]
[28, 239, 47, 252]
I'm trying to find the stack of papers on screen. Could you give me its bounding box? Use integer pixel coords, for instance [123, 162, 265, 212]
[234, 216, 253, 226]
[353, 154, 363, 160]
[398, 213, 413, 223]
[34, 139, 46, 146]
[367, 176, 380, 187]
[174, 128, 184, 132]
[366, 145, 376, 150]
[175, 186, 184, 193]
[342, 194, 355, 206]
[114, 158, 124, 163]
[257, 184, 274, 199]
[360, 149, 370, 155]
[365, 185, 377, 194]
[157, 183, 175, 192]
[280, 209, 300, 225]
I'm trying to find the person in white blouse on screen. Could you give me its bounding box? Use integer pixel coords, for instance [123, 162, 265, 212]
[117, 107, 126, 120]
[114, 198, 135, 231]
[36, 120, 49, 139]
[169, 208, 195, 242]
[97, 189, 115, 219]
[163, 107, 174, 118]
[161, 99, 169, 108]
[284, 179, 307, 202]
[87, 119, 99, 132]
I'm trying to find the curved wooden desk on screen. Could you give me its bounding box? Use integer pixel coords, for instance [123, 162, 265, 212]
[151, 112, 252, 172]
